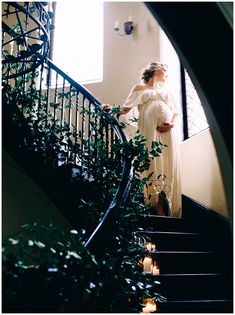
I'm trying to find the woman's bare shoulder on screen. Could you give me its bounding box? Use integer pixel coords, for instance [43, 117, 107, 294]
[131, 84, 147, 92]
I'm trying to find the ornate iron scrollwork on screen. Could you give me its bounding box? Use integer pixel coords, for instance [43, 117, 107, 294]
[2, 2, 52, 79]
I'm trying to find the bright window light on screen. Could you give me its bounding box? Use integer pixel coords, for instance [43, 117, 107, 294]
[53, 2, 103, 84]
[160, 28, 208, 139]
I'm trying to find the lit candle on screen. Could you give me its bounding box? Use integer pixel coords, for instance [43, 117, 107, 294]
[142, 302, 157, 313]
[145, 242, 152, 251]
[128, 15, 133, 22]
[152, 263, 160, 275]
[149, 302, 157, 312]
[145, 242, 156, 252]
[143, 256, 153, 273]
[142, 305, 151, 313]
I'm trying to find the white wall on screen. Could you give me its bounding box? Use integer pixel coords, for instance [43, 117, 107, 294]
[84, 2, 161, 105]
[181, 129, 228, 218]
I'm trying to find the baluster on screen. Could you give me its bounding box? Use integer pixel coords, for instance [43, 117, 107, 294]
[68, 85, 72, 128]
[60, 77, 66, 157]
[74, 91, 80, 164]
[2, 31, 9, 83]
[20, 59, 27, 113]
[15, 6, 28, 92]
[53, 71, 59, 123]
[5, 63, 10, 89]
[45, 66, 51, 126]
[114, 131, 120, 162]
[110, 125, 114, 159]
[38, 62, 44, 113]
[81, 96, 87, 170]
[94, 104, 98, 163]
[60, 77, 65, 126]
[99, 111, 104, 155]
[87, 100, 92, 175]
[30, 68, 37, 123]
[105, 118, 109, 158]
[67, 84, 73, 161]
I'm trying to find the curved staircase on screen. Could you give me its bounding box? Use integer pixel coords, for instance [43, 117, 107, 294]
[2, 2, 132, 254]
[2, 2, 233, 313]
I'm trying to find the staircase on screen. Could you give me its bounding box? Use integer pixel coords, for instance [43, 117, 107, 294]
[2, 2, 132, 253]
[2, 3, 233, 313]
[138, 198, 233, 313]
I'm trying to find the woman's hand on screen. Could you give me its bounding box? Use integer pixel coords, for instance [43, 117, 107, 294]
[157, 123, 174, 133]
[101, 103, 113, 111]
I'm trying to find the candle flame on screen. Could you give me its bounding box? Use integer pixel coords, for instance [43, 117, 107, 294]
[142, 298, 157, 313]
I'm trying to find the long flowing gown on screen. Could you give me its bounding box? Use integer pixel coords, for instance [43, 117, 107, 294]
[120, 86, 182, 217]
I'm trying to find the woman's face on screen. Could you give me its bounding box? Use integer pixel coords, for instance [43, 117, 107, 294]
[156, 65, 168, 82]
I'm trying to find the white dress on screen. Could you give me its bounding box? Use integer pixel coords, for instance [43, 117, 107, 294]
[120, 86, 182, 217]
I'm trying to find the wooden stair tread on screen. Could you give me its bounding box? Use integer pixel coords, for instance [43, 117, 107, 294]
[138, 211, 232, 313]
[139, 230, 202, 235]
[151, 272, 229, 276]
[153, 250, 214, 254]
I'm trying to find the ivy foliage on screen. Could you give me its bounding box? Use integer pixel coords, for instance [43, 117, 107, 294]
[2, 216, 166, 313]
[3, 67, 167, 312]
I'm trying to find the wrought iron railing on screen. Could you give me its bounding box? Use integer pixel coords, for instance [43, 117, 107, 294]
[2, 2, 51, 79]
[2, 2, 133, 253]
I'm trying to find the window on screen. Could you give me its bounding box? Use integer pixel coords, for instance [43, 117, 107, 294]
[160, 28, 209, 140]
[160, 29, 184, 141]
[184, 69, 209, 137]
[53, 2, 103, 84]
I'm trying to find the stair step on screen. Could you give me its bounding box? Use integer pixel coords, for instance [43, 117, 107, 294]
[150, 273, 232, 300]
[140, 214, 205, 233]
[138, 230, 216, 251]
[149, 251, 229, 273]
[158, 299, 233, 313]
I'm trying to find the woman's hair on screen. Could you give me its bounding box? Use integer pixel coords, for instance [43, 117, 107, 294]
[141, 61, 168, 83]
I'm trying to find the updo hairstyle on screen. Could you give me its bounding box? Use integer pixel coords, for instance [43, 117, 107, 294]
[141, 61, 167, 83]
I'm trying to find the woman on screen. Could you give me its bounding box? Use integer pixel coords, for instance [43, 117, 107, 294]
[104, 62, 182, 217]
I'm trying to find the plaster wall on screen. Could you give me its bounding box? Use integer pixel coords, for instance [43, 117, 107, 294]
[181, 129, 228, 218]
[84, 2, 161, 106]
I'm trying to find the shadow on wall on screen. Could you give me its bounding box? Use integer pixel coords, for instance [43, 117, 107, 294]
[2, 150, 72, 238]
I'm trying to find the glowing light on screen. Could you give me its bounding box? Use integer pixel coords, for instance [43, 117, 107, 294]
[53, 2, 103, 84]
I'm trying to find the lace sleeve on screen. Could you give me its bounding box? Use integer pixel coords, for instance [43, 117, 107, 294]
[123, 90, 144, 108]
[120, 91, 144, 130]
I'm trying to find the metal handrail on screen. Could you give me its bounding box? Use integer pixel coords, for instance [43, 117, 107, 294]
[46, 59, 133, 251]
[2, 1, 133, 254]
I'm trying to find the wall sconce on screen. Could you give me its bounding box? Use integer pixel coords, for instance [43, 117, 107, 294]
[114, 16, 134, 36]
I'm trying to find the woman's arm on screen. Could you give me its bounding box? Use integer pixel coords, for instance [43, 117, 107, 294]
[157, 113, 180, 132]
[157, 123, 173, 132]
[102, 84, 141, 114]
